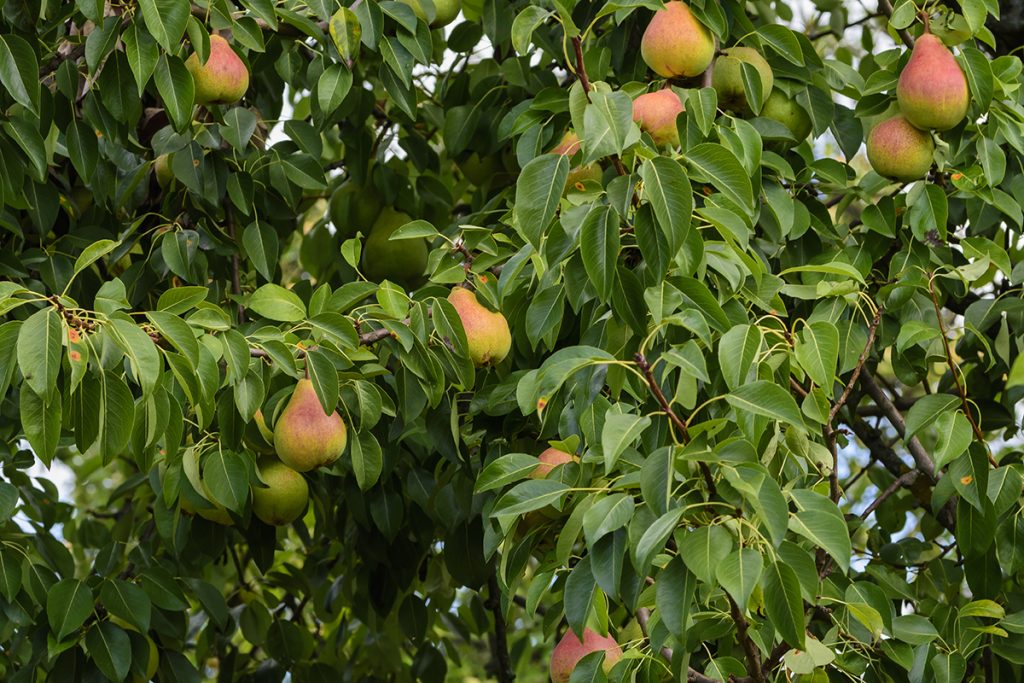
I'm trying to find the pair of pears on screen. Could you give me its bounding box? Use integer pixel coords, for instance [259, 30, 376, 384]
[868, 32, 970, 181]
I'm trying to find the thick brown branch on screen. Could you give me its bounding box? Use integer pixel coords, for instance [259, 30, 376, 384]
[877, 0, 917, 48]
[859, 369, 937, 481]
[728, 595, 765, 683]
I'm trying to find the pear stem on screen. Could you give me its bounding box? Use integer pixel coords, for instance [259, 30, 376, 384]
[919, 10, 930, 34]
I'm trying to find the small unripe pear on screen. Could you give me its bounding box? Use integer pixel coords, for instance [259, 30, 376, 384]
[632, 89, 685, 146]
[641, 1, 715, 78]
[760, 89, 812, 143]
[399, 0, 461, 27]
[153, 154, 174, 188]
[550, 628, 623, 683]
[712, 47, 774, 115]
[866, 115, 935, 181]
[362, 208, 428, 289]
[550, 132, 602, 190]
[252, 460, 310, 526]
[529, 448, 578, 479]
[329, 181, 383, 240]
[273, 379, 348, 472]
[896, 33, 969, 131]
[185, 35, 249, 106]
[448, 287, 511, 366]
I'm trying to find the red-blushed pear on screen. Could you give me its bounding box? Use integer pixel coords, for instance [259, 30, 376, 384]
[640, 1, 715, 78]
[550, 628, 623, 683]
[550, 132, 603, 190]
[529, 448, 578, 479]
[185, 35, 249, 105]
[866, 115, 935, 181]
[448, 287, 511, 366]
[711, 46, 774, 115]
[252, 460, 310, 526]
[273, 379, 348, 472]
[897, 33, 970, 131]
[632, 89, 685, 146]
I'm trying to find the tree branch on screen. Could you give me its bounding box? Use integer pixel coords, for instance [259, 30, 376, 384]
[637, 608, 721, 683]
[877, 0, 917, 48]
[570, 36, 591, 95]
[486, 575, 514, 683]
[859, 369, 937, 481]
[226, 208, 245, 324]
[728, 595, 765, 683]
[859, 470, 919, 521]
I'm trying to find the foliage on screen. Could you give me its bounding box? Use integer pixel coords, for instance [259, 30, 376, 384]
[0, 0, 1022, 681]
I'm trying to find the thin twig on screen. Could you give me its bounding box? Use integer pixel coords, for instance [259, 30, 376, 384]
[636, 608, 673, 661]
[728, 595, 765, 683]
[226, 209, 245, 324]
[570, 36, 591, 95]
[859, 470, 919, 521]
[634, 353, 715, 496]
[486, 575, 514, 683]
[877, 0, 917, 48]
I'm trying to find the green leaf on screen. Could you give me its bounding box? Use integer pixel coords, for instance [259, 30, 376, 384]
[86, 621, 132, 682]
[719, 324, 761, 390]
[306, 348, 339, 415]
[511, 6, 551, 54]
[100, 578, 151, 633]
[349, 431, 383, 490]
[757, 24, 803, 65]
[726, 381, 805, 428]
[4, 116, 46, 182]
[679, 525, 733, 585]
[0, 548, 23, 601]
[656, 556, 695, 638]
[109, 318, 161, 397]
[904, 394, 960, 441]
[204, 449, 249, 513]
[892, 614, 939, 644]
[639, 156, 692, 251]
[794, 320, 839, 389]
[600, 412, 651, 473]
[155, 54, 195, 132]
[122, 23, 158, 94]
[242, 221, 279, 281]
[222, 107, 258, 151]
[579, 204, 620, 303]
[248, 284, 306, 322]
[316, 64, 353, 116]
[908, 184, 948, 243]
[513, 154, 570, 250]
[98, 371, 135, 464]
[0, 34, 39, 114]
[146, 310, 199, 369]
[634, 507, 685, 577]
[582, 493, 635, 545]
[475, 453, 542, 493]
[329, 7, 362, 60]
[933, 410, 973, 470]
[139, 0, 190, 52]
[17, 307, 62, 398]
[960, 46, 993, 112]
[0, 482, 18, 520]
[563, 555, 596, 639]
[684, 143, 754, 212]
[20, 386, 61, 466]
[157, 286, 209, 314]
[582, 89, 640, 163]
[492, 480, 570, 517]
[789, 489, 851, 572]
[762, 560, 806, 649]
[715, 547, 763, 609]
[66, 119, 99, 184]
[47, 578, 94, 641]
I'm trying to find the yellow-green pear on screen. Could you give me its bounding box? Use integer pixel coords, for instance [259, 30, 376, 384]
[550, 629, 623, 683]
[362, 208, 428, 289]
[153, 154, 173, 189]
[329, 181, 383, 240]
[273, 379, 348, 472]
[640, 1, 715, 78]
[632, 89, 685, 146]
[185, 35, 249, 106]
[399, 0, 461, 26]
[866, 115, 935, 181]
[242, 409, 275, 455]
[252, 460, 310, 526]
[448, 287, 511, 367]
[712, 46, 774, 115]
[896, 33, 970, 131]
[549, 132, 602, 190]
[761, 89, 812, 143]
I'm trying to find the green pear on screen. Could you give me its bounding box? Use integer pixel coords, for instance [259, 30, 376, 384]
[460, 152, 498, 186]
[641, 1, 715, 78]
[866, 115, 935, 181]
[896, 33, 969, 131]
[399, 0, 461, 26]
[329, 181, 383, 240]
[550, 628, 623, 683]
[448, 287, 511, 366]
[632, 89, 685, 146]
[550, 132, 602, 190]
[242, 409, 276, 455]
[760, 89, 812, 143]
[273, 379, 348, 472]
[362, 208, 428, 289]
[252, 460, 310, 526]
[712, 46, 774, 115]
[153, 154, 174, 189]
[185, 35, 249, 106]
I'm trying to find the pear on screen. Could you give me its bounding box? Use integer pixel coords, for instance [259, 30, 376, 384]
[550, 628, 623, 683]
[399, 0, 461, 27]
[362, 207, 428, 289]
[252, 460, 310, 526]
[329, 180, 383, 240]
[632, 89, 685, 146]
[185, 35, 249, 106]
[242, 409, 276, 455]
[529, 448, 578, 479]
[711, 46, 774, 115]
[448, 287, 511, 366]
[273, 379, 348, 472]
[896, 33, 969, 131]
[760, 89, 812, 143]
[153, 154, 174, 189]
[550, 132, 603, 190]
[866, 115, 935, 181]
[641, 1, 715, 78]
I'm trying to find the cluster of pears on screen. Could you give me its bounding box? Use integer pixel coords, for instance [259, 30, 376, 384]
[185, 34, 249, 105]
[550, 628, 622, 683]
[867, 27, 970, 181]
[634, 2, 810, 147]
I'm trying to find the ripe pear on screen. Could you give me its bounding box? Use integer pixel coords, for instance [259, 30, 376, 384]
[712, 46, 774, 115]
[252, 460, 310, 526]
[550, 132, 602, 190]
[529, 448, 578, 479]
[448, 287, 511, 367]
[896, 33, 969, 131]
[185, 35, 249, 105]
[866, 115, 935, 181]
[399, 0, 461, 26]
[362, 207, 428, 289]
[641, 1, 715, 78]
[273, 379, 348, 472]
[632, 89, 685, 146]
[329, 181, 383, 240]
[761, 89, 812, 143]
[550, 628, 623, 683]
